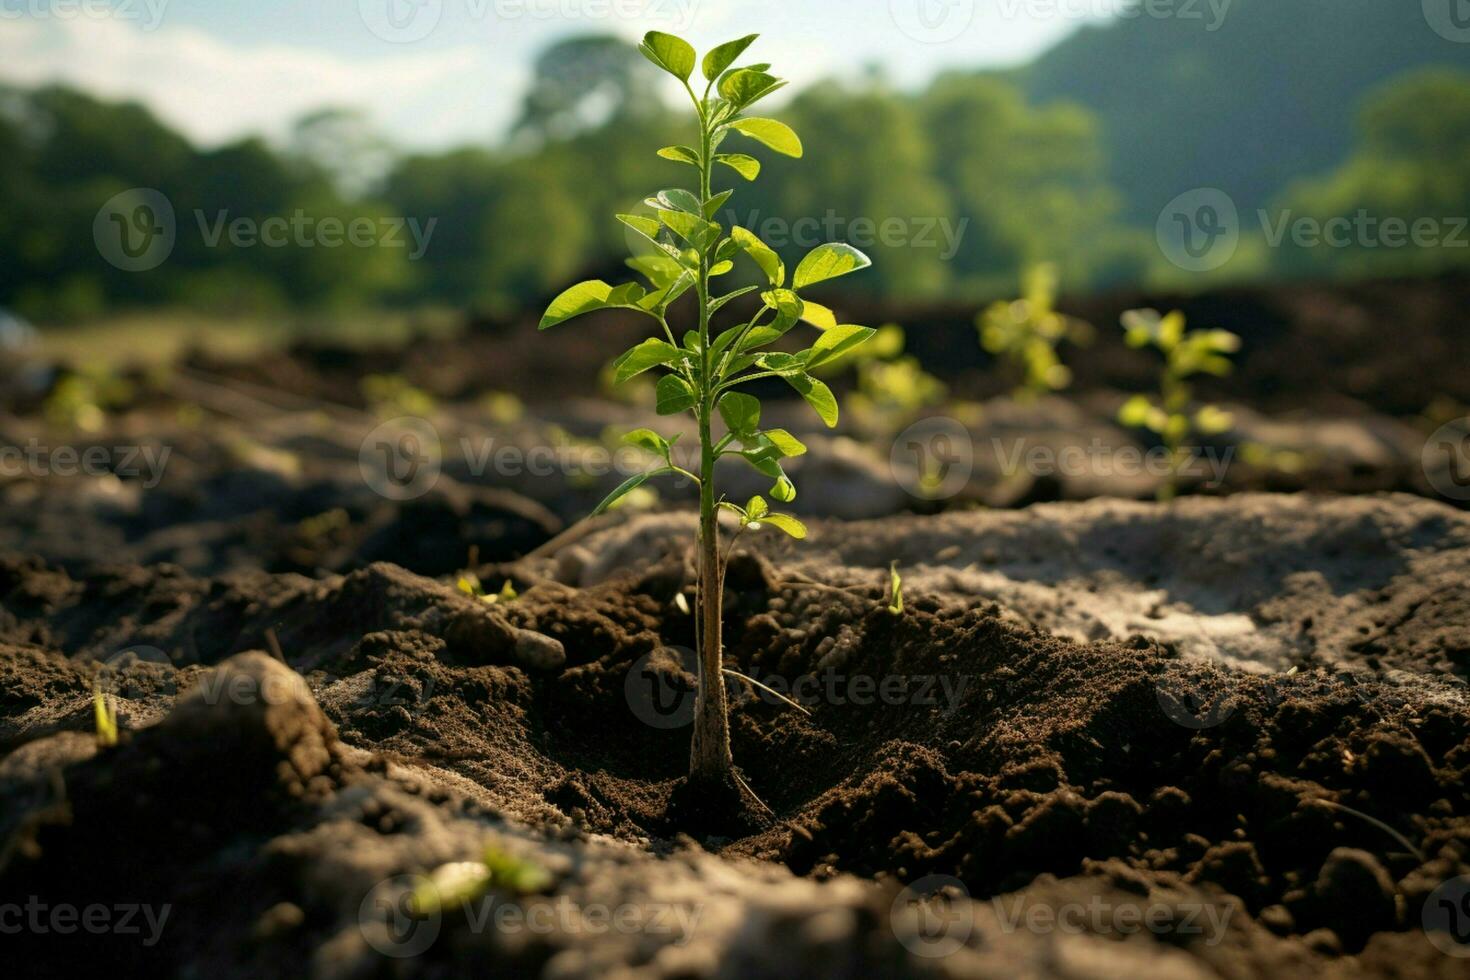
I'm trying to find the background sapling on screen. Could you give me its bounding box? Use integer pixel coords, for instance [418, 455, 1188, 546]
[539, 31, 875, 803]
[978, 263, 1093, 401]
[1117, 308, 1240, 501]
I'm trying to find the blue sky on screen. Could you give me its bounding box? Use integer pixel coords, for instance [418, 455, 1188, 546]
[0, 0, 1109, 148]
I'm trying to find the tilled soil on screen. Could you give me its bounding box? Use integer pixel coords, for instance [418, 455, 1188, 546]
[1, 494, 1467, 977]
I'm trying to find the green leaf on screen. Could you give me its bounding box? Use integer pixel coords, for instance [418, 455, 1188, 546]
[727, 117, 803, 157]
[710, 324, 745, 359]
[794, 243, 872, 289]
[703, 34, 759, 81]
[740, 320, 796, 351]
[658, 209, 721, 251]
[742, 446, 782, 475]
[613, 338, 684, 385]
[784, 373, 839, 427]
[637, 270, 695, 313]
[800, 300, 838, 331]
[888, 561, 903, 615]
[657, 145, 701, 166]
[639, 31, 696, 81]
[1195, 405, 1234, 434]
[806, 325, 876, 368]
[763, 428, 807, 457]
[655, 374, 698, 415]
[761, 288, 804, 319]
[718, 391, 761, 434]
[755, 352, 810, 377]
[626, 254, 684, 287]
[622, 428, 673, 462]
[715, 153, 761, 181]
[617, 213, 678, 257]
[1118, 395, 1155, 428]
[739, 445, 793, 499]
[745, 495, 769, 520]
[719, 501, 748, 522]
[593, 467, 672, 516]
[644, 188, 703, 213]
[704, 189, 734, 219]
[710, 261, 735, 277]
[713, 236, 741, 264]
[540, 280, 646, 329]
[761, 513, 807, 539]
[1195, 354, 1235, 377]
[731, 226, 784, 286]
[710, 285, 759, 315]
[719, 69, 787, 110]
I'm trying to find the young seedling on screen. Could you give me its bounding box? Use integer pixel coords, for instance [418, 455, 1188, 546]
[887, 561, 904, 616]
[1117, 309, 1240, 501]
[978, 263, 1092, 401]
[458, 573, 517, 604]
[93, 684, 118, 747]
[540, 31, 875, 800]
[409, 845, 553, 917]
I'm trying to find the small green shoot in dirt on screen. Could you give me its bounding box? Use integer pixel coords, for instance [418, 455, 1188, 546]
[978, 264, 1092, 401]
[887, 561, 904, 616]
[539, 31, 874, 798]
[93, 685, 118, 747]
[458, 574, 517, 604]
[1116, 309, 1240, 502]
[408, 846, 552, 917]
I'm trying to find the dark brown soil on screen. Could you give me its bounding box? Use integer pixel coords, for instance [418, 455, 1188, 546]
[1, 495, 1467, 976]
[2, 275, 1469, 975]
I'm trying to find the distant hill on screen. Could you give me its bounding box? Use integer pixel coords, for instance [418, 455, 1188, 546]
[1013, 0, 1470, 222]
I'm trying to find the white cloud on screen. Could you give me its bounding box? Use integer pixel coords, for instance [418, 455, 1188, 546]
[0, 3, 1085, 150]
[0, 16, 528, 149]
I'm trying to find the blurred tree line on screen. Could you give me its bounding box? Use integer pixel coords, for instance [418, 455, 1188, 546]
[1, 32, 1468, 323]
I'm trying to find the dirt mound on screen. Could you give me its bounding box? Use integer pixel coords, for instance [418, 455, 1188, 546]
[1, 495, 1467, 974]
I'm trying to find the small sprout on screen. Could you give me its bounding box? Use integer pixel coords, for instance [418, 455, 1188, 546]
[482, 846, 553, 895]
[978, 264, 1092, 401]
[887, 561, 904, 616]
[1116, 309, 1240, 502]
[674, 591, 691, 614]
[362, 373, 435, 418]
[721, 495, 807, 540]
[93, 685, 118, 747]
[409, 861, 490, 917]
[408, 846, 552, 918]
[458, 574, 518, 603]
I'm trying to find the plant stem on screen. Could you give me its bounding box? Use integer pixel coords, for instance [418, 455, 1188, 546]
[689, 102, 734, 785]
